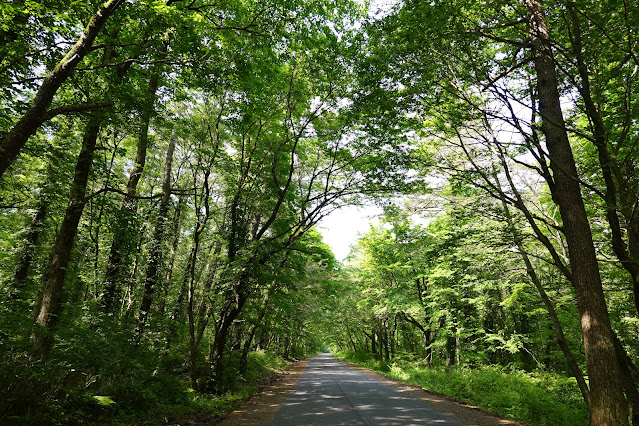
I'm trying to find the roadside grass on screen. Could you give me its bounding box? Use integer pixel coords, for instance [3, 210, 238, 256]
[334, 350, 588, 426]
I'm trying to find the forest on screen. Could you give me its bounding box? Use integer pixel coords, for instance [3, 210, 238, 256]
[0, 0, 638, 424]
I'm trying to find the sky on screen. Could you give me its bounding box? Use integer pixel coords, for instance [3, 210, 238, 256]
[316, 204, 382, 261]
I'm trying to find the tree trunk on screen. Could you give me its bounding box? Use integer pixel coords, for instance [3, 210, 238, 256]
[101, 67, 162, 313]
[283, 335, 291, 359]
[13, 193, 49, 296]
[524, 0, 628, 422]
[383, 323, 390, 360]
[615, 336, 639, 425]
[371, 332, 376, 356]
[0, 0, 122, 178]
[389, 315, 397, 359]
[187, 235, 201, 389]
[445, 335, 456, 369]
[159, 195, 185, 315]
[33, 119, 101, 351]
[134, 130, 176, 344]
[567, 3, 639, 318]
[239, 286, 273, 375]
[210, 290, 248, 392]
[194, 248, 222, 349]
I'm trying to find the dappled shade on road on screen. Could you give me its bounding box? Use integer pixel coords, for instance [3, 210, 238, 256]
[270, 354, 467, 425]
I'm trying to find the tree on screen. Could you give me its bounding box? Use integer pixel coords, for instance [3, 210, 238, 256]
[523, 1, 625, 421]
[33, 118, 102, 351]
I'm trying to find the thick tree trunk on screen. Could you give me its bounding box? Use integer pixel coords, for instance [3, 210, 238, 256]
[0, 0, 122, 178]
[134, 131, 176, 344]
[524, 1, 628, 423]
[33, 120, 101, 351]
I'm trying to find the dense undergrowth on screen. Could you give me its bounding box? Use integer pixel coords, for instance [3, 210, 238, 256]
[0, 335, 290, 426]
[334, 350, 588, 426]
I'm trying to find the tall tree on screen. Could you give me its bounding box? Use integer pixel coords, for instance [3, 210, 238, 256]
[134, 129, 176, 344]
[523, 1, 626, 421]
[33, 118, 102, 351]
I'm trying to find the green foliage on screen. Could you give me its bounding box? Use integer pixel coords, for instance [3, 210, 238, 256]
[0, 338, 291, 424]
[1, 322, 183, 423]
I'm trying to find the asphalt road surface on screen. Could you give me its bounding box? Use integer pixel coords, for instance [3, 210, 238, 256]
[270, 353, 468, 425]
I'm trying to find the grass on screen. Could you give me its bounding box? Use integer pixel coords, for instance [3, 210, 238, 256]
[334, 350, 588, 426]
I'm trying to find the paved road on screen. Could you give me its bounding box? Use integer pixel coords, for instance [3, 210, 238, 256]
[270, 354, 468, 425]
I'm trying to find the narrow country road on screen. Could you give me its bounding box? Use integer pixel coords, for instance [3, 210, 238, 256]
[271, 353, 465, 425]
[219, 354, 518, 425]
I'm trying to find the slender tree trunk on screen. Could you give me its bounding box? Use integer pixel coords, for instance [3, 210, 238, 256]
[568, 3, 639, 318]
[615, 336, 639, 425]
[134, 130, 176, 344]
[281, 335, 291, 359]
[445, 335, 456, 369]
[13, 194, 49, 295]
[187, 235, 201, 389]
[524, 1, 628, 422]
[186, 169, 213, 388]
[158, 195, 185, 316]
[512, 226, 591, 404]
[33, 119, 101, 351]
[102, 67, 162, 313]
[194, 248, 222, 349]
[498, 180, 590, 404]
[390, 315, 397, 359]
[382, 322, 390, 361]
[0, 0, 122, 178]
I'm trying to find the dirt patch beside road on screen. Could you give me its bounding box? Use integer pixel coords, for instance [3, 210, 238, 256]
[216, 359, 309, 425]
